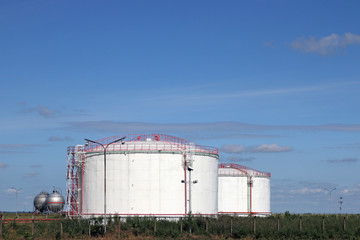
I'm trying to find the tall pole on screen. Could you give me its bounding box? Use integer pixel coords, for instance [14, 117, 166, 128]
[325, 188, 336, 214]
[339, 196, 343, 215]
[11, 187, 21, 218]
[85, 136, 126, 234]
[102, 146, 110, 234]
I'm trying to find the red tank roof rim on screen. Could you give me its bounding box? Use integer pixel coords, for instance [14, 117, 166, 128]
[68, 134, 219, 155]
[218, 163, 271, 177]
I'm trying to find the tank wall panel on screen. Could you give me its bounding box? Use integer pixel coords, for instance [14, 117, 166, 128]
[82, 151, 218, 216]
[252, 177, 271, 213]
[218, 176, 247, 213]
[192, 155, 218, 214]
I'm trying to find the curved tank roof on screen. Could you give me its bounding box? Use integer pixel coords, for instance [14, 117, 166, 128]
[68, 134, 219, 157]
[218, 163, 271, 177]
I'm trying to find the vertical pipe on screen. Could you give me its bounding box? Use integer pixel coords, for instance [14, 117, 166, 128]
[322, 216, 325, 233]
[343, 216, 346, 231]
[230, 217, 233, 235]
[184, 154, 187, 215]
[72, 153, 75, 215]
[104, 148, 107, 234]
[250, 176, 253, 215]
[81, 162, 84, 215]
[299, 216, 302, 231]
[188, 168, 192, 235]
[277, 215, 280, 232]
[154, 217, 157, 233]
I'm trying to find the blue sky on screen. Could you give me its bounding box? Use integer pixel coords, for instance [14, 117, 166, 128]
[1, 0, 360, 214]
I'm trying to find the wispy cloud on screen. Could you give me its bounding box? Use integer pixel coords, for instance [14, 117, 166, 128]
[224, 156, 255, 162]
[251, 144, 293, 153]
[5, 188, 21, 194]
[291, 32, 360, 55]
[0, 144, 45, 154]
[327, 158, 358, 164]
[48, 136, 73, 142]
[326, 143, 360, 149]
[221, 143, 292, 154]
[19, 105, 55, 117]
[289, 187, 327, 195]
[221, 144, 246, 154]
[66, 121, 360, 136]
[142, 81, 360, 104]
[341, 185, 360, 195]
[0, 162, 8, 168]
[24, 171, 39, 178]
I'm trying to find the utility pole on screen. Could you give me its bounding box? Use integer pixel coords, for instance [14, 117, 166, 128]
[85, 136, 126, 234]
[11, 187, 22, 218]
[324, 188, 336, 214]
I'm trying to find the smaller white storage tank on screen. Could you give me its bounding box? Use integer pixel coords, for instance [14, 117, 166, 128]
[218, 163, 271, 217]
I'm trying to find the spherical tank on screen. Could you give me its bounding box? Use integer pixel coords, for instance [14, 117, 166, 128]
[218, 163, 271, 217]
[47, 190, 65, 212]
[79, 134, 219, 217]
[34, 192, 49, 212]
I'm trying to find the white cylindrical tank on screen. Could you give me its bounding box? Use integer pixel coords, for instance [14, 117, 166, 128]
[78, 134, 219, 217]
[218, 163, 271, 217]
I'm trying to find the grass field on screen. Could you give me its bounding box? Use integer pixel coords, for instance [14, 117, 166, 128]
[1, 212, 360, 239]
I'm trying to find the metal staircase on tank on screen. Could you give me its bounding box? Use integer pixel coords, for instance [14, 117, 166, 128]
[66, 145, 85, 218]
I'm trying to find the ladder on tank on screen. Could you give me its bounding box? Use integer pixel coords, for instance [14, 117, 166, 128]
[66, 145, 85, 218]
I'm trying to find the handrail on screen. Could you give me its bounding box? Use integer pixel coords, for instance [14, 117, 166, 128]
[72, 134, 219, 155]
[219, 163, 271, 177]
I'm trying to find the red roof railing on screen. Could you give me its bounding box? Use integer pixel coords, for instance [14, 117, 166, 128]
[219, 163, 271, 177]
[76, 134, 218, 156]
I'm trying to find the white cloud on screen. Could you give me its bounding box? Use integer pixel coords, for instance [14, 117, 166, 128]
[291, 32, 360, 55]
[290, 187, 326, 195]
[5, 188, 20, 194]
[251, 143, 293, 153]
[221, 143, 292, 154]
[341, 185, 360, 195]
[221, 144, 246, 154]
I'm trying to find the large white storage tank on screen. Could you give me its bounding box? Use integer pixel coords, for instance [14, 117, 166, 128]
[218, 163, 271, 217]
[73, 134, 219, 217]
